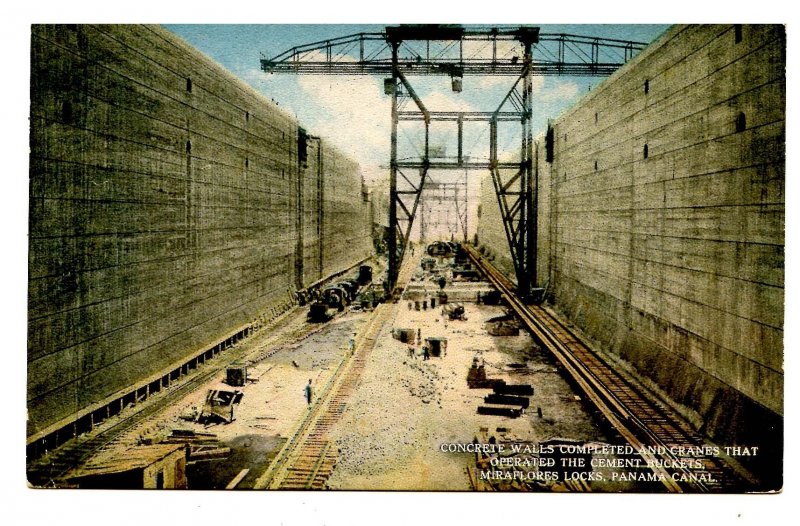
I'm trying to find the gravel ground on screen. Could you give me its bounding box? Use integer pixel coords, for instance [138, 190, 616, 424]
[72, 289, 637, 492]
[327, 301, 622, 491]
[75, 310, 367, 489]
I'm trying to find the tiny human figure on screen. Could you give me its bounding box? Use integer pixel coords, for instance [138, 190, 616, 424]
[408, 345, 416, 359]
[304, 379, 313, 406]
[423, 346, 430, 361]
[417, 328, 422, 345]
[349, 337, 356, 352]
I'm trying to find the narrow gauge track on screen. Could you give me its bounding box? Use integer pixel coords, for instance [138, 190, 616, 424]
[26, 307, 329, 487]
[254, 303, 394, 489]
[254, 253, 415, 490]
[465, 245, 741, 493]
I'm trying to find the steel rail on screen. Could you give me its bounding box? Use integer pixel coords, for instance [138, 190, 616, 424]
[254, 302, 394, 489]
[26, 307, 314, 487]
[255, 256, 415, 490]
[465, 244, 739, 492]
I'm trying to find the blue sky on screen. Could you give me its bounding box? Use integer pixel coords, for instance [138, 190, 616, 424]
[165, 24, 669, 182]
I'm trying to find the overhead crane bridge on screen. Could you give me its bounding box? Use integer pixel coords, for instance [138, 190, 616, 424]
[261, 25, 647, 298]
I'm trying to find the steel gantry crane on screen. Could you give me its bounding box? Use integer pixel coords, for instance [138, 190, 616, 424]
[261, 25, 647, 299]
[419, 181, 469, 244]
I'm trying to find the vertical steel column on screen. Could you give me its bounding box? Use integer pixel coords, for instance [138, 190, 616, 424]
[523, 41, 537, 296]
[463, 171, 469, 243]
[517, 75, 530, 297]
[420, 198, 426, 245]
[457, 113, 463, 165]
[387, 41, 400, 291]
[490, 119, 497, 163]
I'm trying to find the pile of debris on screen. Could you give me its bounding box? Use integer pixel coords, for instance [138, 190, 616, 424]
[402, 360, 442, 405]
[163, 429, 231, 463]
[485, 313, 521, 336]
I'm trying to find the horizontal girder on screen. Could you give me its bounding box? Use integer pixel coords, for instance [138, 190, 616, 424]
[261, 27, 647, 76]
[398, 111, 522, 122]
[396, 161, 521, 170]
[261, 62, 636, 76]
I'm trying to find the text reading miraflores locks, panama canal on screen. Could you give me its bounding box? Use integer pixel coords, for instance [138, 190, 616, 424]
[439, 442, 762, 483]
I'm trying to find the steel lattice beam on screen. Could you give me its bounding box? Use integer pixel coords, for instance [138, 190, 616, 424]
[260, 25, 647, 296]
[261, 27, 646, 77]
[260, 63, 635, 76]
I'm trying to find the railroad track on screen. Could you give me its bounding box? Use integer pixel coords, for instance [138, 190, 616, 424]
[465, 245, 741, 493]
[254, 303, 395, 489]
[27, 307, 318, 487]
[254, 253, 414, 490]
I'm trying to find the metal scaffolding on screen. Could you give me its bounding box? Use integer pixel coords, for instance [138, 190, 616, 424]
[261, 25, 647, 298]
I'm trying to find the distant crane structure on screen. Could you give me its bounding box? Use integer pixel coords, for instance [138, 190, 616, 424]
[419, 180, 469, 245]
[261, 25, 647, 298]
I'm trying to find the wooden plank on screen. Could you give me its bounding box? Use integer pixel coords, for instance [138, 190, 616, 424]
[225, 468, 250, 489]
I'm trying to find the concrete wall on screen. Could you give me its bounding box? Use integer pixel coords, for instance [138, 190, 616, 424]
[479, 25, 784, 477]
[299, 138, 371, 286]
[366, 179, 391, 253]
[318, 148, 371, 282]
[28, 24, 372, 438]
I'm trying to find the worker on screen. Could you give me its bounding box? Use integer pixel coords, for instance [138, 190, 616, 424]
[408, 345, 416, 359]
[304, 379, 313, 406]
[417, 327, 422, 345]
[423, 345, 430, 361]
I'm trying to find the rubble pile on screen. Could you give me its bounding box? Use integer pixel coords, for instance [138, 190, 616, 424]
[402, 360, 442, 405]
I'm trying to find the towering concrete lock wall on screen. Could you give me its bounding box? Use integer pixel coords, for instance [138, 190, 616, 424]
[479, 24, 784, 479]
[28, 24, 372, 439]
